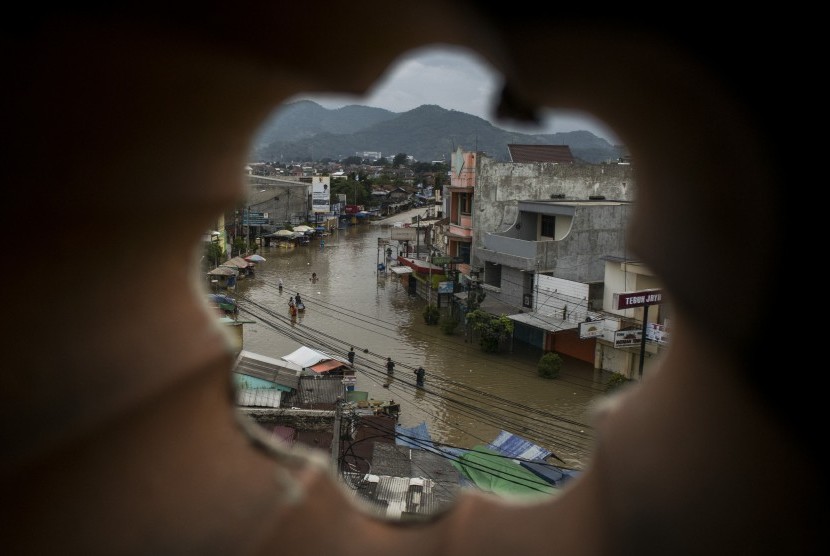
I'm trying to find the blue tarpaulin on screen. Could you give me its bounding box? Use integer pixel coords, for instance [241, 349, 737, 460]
[487, 430, 552, 461]
[520, 460, 580, 487]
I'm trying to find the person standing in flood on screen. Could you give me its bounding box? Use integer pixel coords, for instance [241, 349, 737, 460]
[414, 366, 426, 388]
[347, 347, 355, 367]
[386, 357, 395, 374]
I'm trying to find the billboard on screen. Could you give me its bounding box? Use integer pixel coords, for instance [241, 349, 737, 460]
[312, 176, 330, 213]
[438, 281, 454, 294]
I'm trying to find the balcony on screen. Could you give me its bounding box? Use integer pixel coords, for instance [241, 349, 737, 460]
[480, 233, 548, 271]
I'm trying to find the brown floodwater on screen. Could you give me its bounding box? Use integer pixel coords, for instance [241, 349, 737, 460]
[222, 214, 615, 469]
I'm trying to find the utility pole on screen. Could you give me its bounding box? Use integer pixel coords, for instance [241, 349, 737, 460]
[416, 215, 420, 258]
[428, 248, 432, 305]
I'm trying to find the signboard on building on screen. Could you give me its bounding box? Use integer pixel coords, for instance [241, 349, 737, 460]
[431, 256, 464, 265]
[646, 322, 671, 344]
[438, 281, 454, 294]
[613, 288, 663, 310]
[390, 227, 418, 241]
[243, 211, 269, 225]
[312, 176, 330, 213]
[579, 321, 603, 339]
[614, 329, 643, 347]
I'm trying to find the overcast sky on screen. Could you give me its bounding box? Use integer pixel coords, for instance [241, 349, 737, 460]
[286, 45, 620, 144]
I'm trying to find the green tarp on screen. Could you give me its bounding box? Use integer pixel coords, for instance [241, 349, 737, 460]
[345, 390, 369, 402]
[451, 446, 558, 498]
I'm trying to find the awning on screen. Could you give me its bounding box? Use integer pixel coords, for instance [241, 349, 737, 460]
[508, 312, 579, 333]
[309, 359, 346, 374]
[207, 266, 238, 276]
[225, 256, 253, 269]
[390, 265, 413, 275]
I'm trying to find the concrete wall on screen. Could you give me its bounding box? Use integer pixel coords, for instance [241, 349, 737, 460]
[593, 340, 664, 378]
[480, 203, 632, 283]
[238, 407, 335, 430]
[472, 157, 635, 272]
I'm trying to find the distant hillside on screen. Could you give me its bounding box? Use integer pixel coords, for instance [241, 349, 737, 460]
[253, 101, 624, 164]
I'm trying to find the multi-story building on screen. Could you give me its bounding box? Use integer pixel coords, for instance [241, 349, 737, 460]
[444, 145, 663, 371]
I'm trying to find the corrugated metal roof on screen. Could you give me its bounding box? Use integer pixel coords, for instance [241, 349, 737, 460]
[282, 375, 345, 409]
[282, 346, 350, 369]
[234, 350, 301, 390]
[508, 312, 579, 333]
[237, 388, 282, 408]
[309, 359, 347, 374]
[507, 144, 575, 163]
[350, 474, 451, 520]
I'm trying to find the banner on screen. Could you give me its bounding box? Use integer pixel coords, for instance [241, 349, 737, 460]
[312, 176, 331, 213]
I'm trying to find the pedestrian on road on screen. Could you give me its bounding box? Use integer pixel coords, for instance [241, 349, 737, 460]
[278, 278, 283, 293]
[348, 347, 355, 367]
[386, 357, 395, 374]
[414, 366, 426, 388]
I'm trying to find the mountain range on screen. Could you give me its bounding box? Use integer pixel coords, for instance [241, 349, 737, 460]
[252, 100, 624, 164]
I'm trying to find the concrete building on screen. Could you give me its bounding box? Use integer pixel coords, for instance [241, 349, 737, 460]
[445, 147, 649, 368]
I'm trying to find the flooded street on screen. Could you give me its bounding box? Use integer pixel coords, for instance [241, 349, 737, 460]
[228, 215, 612, 469]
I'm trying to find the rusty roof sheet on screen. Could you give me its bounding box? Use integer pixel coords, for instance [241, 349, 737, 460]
[507, 144, 575, 163]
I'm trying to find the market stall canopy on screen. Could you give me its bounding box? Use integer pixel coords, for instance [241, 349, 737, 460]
[207, 266, 237, 276]
[270, 229, 294, 238]
[225, 256, 253, 268]
[292, 225, 312, 233]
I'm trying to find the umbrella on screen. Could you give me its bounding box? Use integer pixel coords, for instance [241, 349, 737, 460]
[245, 254, 266, 262]
[292, 225, 312, 233]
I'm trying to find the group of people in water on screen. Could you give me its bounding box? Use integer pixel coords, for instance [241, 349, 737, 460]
[279, 274, 318, 317]
[382, 356, 425, 387]
[280, 278, 427, 385]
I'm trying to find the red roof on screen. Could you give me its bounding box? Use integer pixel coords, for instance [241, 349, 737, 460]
[309, 359, 347, 374]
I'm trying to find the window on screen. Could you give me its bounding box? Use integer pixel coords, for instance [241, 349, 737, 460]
[459, 192, 471, 215]
[458, 244, 470, 264]
[541, 215, 555, 238]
